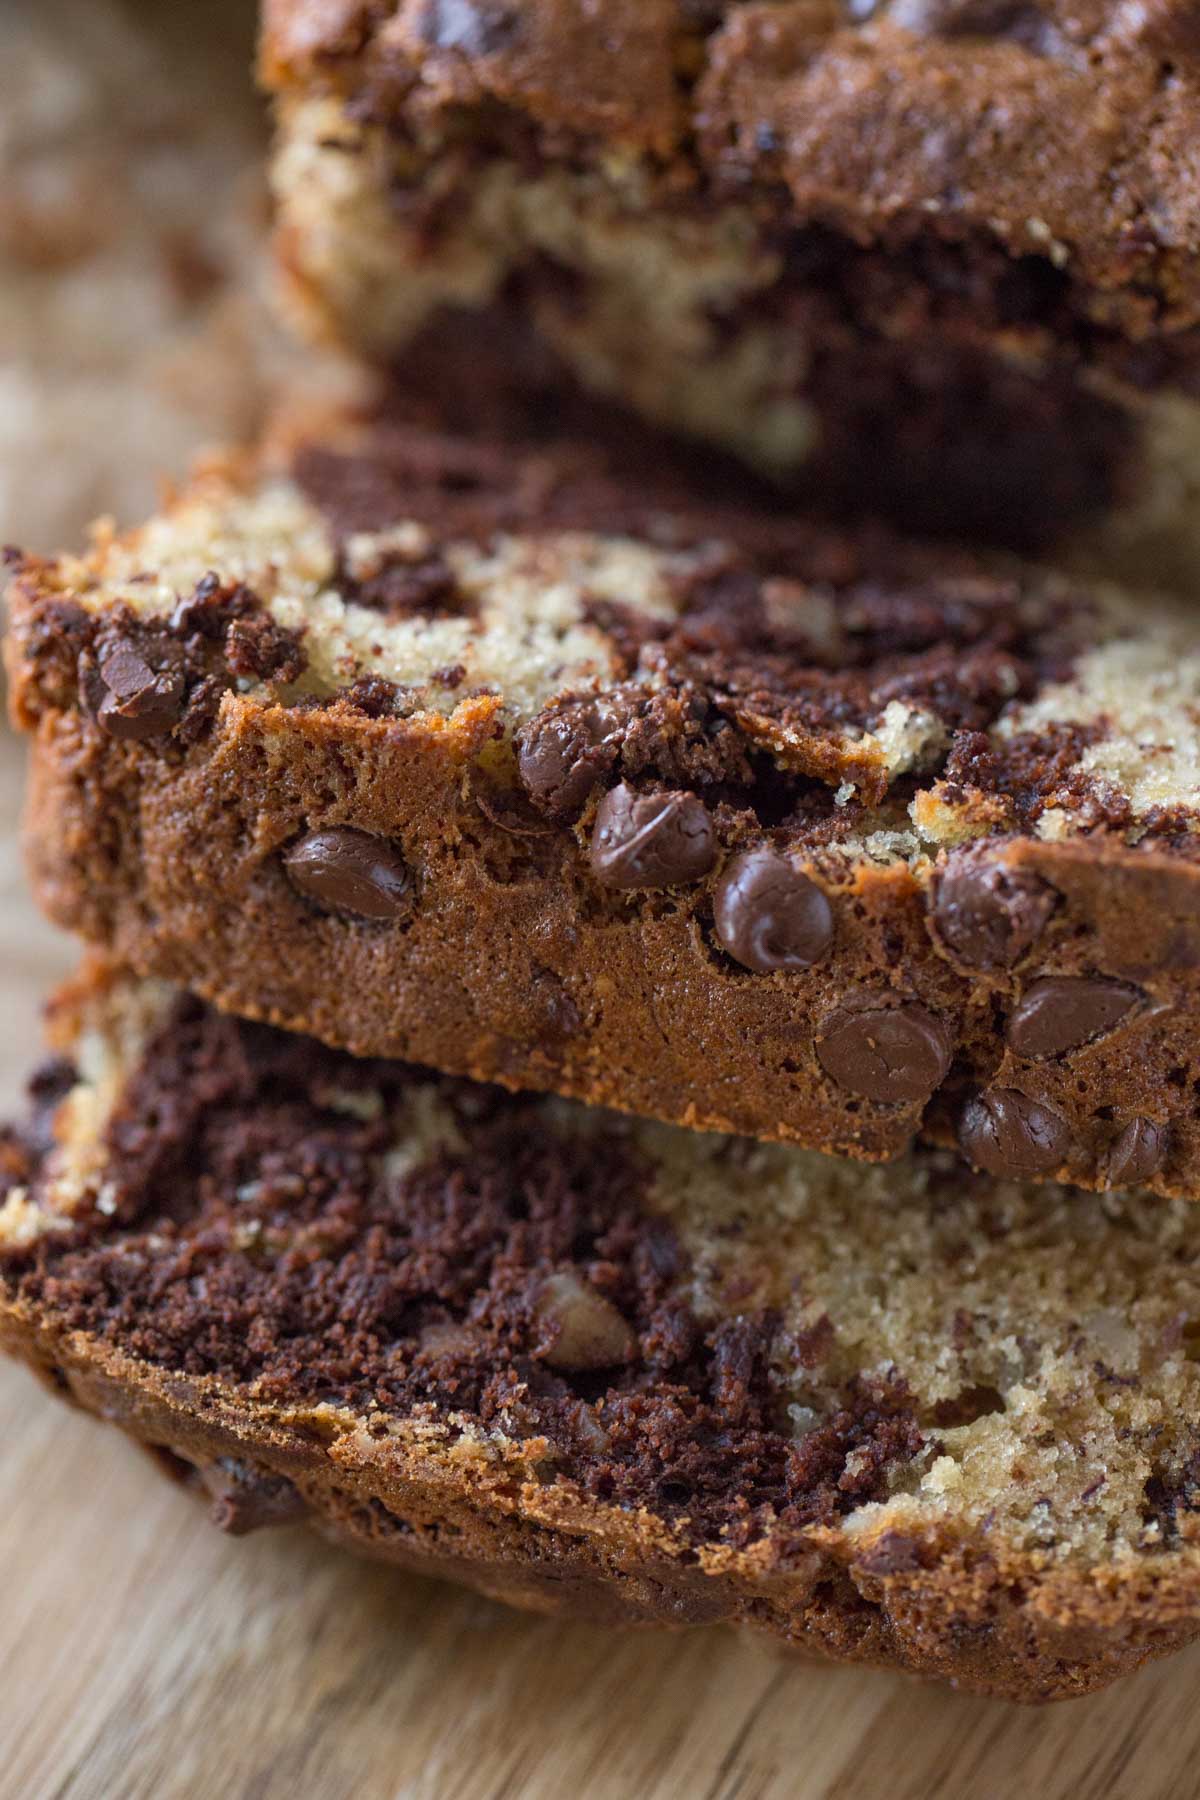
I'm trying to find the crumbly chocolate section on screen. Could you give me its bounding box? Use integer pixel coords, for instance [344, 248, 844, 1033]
[294, 422, 1111, 816]
[290, 383, 830, 557]
[337, 549, 471, 619]
[940, 724, 1127, 833]
[388, 253, 1146, 547]
[1, 999, 924, 1544]
[375, 280, 1138, 550]
[22, 575, 307, 748]
[0, 1058, 70, 1202]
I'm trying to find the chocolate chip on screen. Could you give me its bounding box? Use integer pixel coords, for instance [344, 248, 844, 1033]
[714, 849, 834, 973]
[417, 0, 521, 55]
[196, 1458, 306, 1537]
[931, 848, 1057, 971]
[1007, 977, 1141, 1060]
[93, 639, 185, 740]
[1121, 1, 1200, 57]
[1105, 1118, 1168, 1188]
[534, 1272, 637, 1371]
[529, 969, 581, 1046]
[817, 1000, 951, 1103]
[888, 0, 1057, 49]
[590, 784, 716, 890]
[169, 570, 239, 637]
[959, 1088, 1071, 1177]
[284, 828, 412, 921]
[518, 699, 621, 821]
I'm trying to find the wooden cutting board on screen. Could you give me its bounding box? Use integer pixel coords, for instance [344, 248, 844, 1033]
[1, 738, 1199, 1800]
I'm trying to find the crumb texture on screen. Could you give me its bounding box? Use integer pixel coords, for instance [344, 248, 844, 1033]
[6, 972, 1200, 1699]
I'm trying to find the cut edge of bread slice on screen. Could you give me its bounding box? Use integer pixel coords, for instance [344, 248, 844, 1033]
[5, 959, 1200, 1700]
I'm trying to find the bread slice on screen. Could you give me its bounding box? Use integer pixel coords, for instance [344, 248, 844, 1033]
[9, 409, 1200, 1196]
[260, 1, 1200, 571]
[6, 958, 1200, 1701]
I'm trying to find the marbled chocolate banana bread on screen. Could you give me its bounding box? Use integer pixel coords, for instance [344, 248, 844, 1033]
[6, 961, 1200, 1701]
[8, 411, 1200, 1194]
[261, 0, 1200, 566]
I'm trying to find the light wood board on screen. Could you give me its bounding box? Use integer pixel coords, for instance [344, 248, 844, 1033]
[2, 739, 1200, 1799]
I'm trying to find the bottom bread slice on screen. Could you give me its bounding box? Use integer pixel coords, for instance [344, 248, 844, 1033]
[5, 963, 1200, 1701]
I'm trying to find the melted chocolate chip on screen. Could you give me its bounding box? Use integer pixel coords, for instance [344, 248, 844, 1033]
[816, 1000, 951, 1104]
[959, 1088, 1071, 1177]
[197, 1457, 307, 1537]
[1105, 1118, 1168, 1189]
[1006, 977, 1141, 1060]
[93, 639, 185, 741]
[416, 0, 521, 55]
[518, 698, 619, 821]
[590, 784, 716, 890]
[529, 970, 582, 1046]
[284, 829, 412, 922]
[888, 0, 1059, 51]
[714, 849, 834, 973]
[169, 570, 240, 637]
[931, 848, 1057, 971]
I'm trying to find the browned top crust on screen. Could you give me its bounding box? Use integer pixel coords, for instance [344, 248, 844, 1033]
[260, 0, 1200, 331]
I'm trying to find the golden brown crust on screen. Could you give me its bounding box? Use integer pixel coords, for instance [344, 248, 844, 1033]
[1, 1305, 1196, 1702]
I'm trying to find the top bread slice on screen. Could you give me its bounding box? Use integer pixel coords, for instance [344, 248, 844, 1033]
[7, 406, 1200, 1195]
[261, 0, 1200, 567]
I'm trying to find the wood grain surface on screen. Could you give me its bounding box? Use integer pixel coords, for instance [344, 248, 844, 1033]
[1, 739, 1199, 1799]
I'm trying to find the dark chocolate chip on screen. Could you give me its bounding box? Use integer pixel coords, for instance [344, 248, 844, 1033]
[1105, 1117, 1168, 1188]
[417, 0, 521, 55]
[529, 969, 582, 1046]
[196, 1458, 307, 1537]
[518, 698, 619, 822]
[590, 783, 716, 890]
[284, 828, 412, 921]
[888, 0, 1058, 50]
[931, 848, 1057, 971]
[94, 639, 185, 740]
[169, 570, 236, 637]
[817, 1000, 951, 1104]
[1006, 976, 1141, 1060]
[959, 1088, 1071, 1177]
[713, 849, 834, 973]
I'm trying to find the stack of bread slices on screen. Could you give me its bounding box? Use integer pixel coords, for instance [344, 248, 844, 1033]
[6, 0, 1200, 1702]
